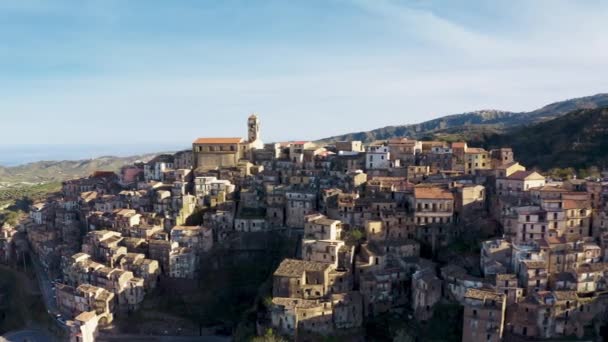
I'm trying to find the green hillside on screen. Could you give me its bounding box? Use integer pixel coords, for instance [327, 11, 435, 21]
[0, 154, 159, 184]
[317, 93, 608, 144]
[476, 107, 608, 170]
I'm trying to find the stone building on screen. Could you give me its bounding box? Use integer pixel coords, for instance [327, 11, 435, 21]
[411, 268, 441, 321]
[462, 289, 506, 342]
[413, 186, 454, 226]
[55, 283, 115, 325]
[304, 215, 342, 241]
[285, 191, 318, 229]
[272, 258, 333, 299]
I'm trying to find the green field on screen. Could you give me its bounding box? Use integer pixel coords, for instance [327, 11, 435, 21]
[0, 182, 61, 226]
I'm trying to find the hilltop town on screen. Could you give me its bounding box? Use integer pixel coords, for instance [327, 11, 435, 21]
[2, 114, 608, 342]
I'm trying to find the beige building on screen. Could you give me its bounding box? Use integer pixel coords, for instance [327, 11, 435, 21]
[67, 311, 99, 342]
[464, 147, 490, 175]
[496, 171, 546, 197]
[406, 165, 430, 182]
[493, 161, 526, 178]
[288, 141, 315, 165]
[335, 140, 364, 153]
[192, 114, 263, 171]
[193, 137, 245, 171]
[387, 138, 421, 165]
[454, 184, 486, 218]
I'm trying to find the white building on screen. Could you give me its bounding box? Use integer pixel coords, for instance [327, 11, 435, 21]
[194, 177, 235, 198]
[365, 145, 399, 170]
[496, 171, 546, 197]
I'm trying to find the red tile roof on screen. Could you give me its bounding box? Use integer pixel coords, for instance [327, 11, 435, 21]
[466, 147, 487, 153]
[193, 138, 244, 144]
[414, 187, 453, 200]
[562, 199, 590, 210]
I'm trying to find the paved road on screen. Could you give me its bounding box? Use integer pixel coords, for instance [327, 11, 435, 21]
[1, 330, 52, 342]
[29, 257, 59, 316]
[29, 254, 67, 336]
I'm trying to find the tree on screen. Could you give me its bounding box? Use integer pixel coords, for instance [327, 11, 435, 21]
[345, 228, 365, 246]
[252, 329, 287, 342]
[394, 329, 415, 342]
[0, 210, 21, 226]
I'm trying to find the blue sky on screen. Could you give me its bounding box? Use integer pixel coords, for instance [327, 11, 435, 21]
[1, 0, 608, 147]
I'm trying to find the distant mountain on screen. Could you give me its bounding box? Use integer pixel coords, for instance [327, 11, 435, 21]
[0, 154, 159, 184]
[474, 107, 608, 170]
[317, 93, 608, 143]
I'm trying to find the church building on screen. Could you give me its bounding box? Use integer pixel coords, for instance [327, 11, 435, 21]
[192, 114, 263, 172]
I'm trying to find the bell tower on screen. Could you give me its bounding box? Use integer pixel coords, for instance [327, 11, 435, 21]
[248, 113, 260, 143]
